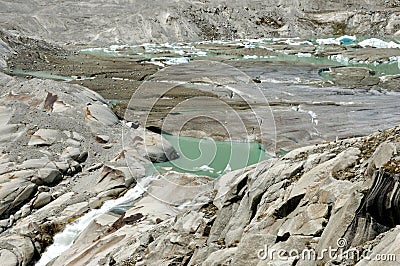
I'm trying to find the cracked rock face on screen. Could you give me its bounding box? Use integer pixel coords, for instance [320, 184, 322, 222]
[0, 72, 177, 265]
[41, 127, 400, 266]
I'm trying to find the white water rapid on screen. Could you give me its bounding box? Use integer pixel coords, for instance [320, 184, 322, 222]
[35, 175, 156, 266]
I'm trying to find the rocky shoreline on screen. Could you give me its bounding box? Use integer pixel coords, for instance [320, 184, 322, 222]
[44, 125, 400, 266]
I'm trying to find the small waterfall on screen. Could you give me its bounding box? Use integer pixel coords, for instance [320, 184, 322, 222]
[35, 176, 156, 266]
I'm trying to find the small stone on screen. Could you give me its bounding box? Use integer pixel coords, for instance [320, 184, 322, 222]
[8, 215, 14, 227]
[27, 128, 62, 146]
[86, 163, 103, 172]
[77, 151, 88, 163]
[33, 168, 62, 185]
[102, 144, 113, 149]
[65, 138, 81, 147]
[20, 205, 31, 218]
[14, 210, 21, 221]
[63, 131, 72, 138]
[61, 147, 81, 161]
[67, 160, 82, 174]
[55, 161, 69, 173]
[51, 191, 64, 199]
[96, 135, 110, 143]
[0, 219, 8, 228]
[32, 192, 52, 209]
[85, 104, 119, 126]
[72, 132, 84, 141]
[38, 186, 50, 192]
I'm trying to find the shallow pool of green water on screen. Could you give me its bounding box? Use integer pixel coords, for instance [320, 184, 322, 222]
[147, 134, 268, 178]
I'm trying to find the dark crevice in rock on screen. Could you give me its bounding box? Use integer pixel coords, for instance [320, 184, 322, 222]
[313, 228, 324, 237]
[292, 257, 300, 266]
[226, 176, 249, 205]
[96, 166, 112, 184]
[148, 234, 155, 243]
[345, 169, 400, 247]
[275, 232, 290, 243]
[0, 185, 37, 220]
[274, 194, 305, 219]
[170, 254, 193, 266]
[249, 193, 263, 221]
[324, 204, 333, 220]
[345, 214, 390, 249]
[236, 175, 248, 196]
[289, 163, 305, 182]
[138, 73, 151, 81]
[359, 170, 400, 227]
[146, 126, 172, 136]
[200, 203, 217, 237]
[31, 235, 43, 264]
[200, 203, 218, 219]
[203, 218, 215, 237]
[225, 195, 242, 205]
[105, 212, 144, 235]
[182, 252, 194, 266]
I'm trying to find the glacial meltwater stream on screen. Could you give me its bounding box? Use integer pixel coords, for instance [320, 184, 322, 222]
[35, 175, 156, 266]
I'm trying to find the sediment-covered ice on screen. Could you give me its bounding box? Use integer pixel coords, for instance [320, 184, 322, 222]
[164, 57, 190, 65]
[316, 35, 356, 46]
[316, 38, 341, 45]
[359, 38, 400, 49]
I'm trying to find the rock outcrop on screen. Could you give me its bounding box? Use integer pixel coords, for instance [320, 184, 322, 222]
[0, 72, 177, 265]
[0, 35, 11, 68]
[45, 126, 400, 265]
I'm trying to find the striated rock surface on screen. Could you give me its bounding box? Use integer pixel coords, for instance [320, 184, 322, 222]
[0, 72, 177, 266]
[47, 126, 400, 265]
